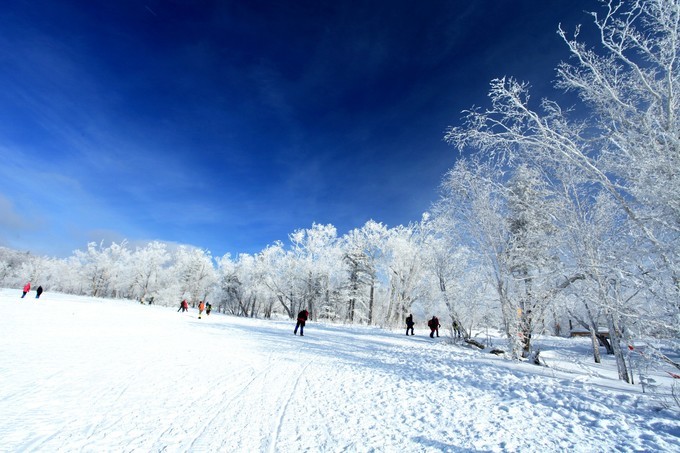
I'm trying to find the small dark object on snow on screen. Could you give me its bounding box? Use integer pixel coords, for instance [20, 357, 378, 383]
[489, 348, 505, 355]
[464, 338, 485, 349]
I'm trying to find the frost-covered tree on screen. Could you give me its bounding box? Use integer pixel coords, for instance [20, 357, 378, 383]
[0, 247, 32, 287]
[215, 253, 269, 317]
[289, 223, 343, 321]
[129, 241, 171, 303]
[504, 165, 564, 357]
[214, 253, 240, 315]
[72, 241, 130, 298]
[438, 158, 526, 353]
[171, 246, 216, 306]
[556, 0, 680, 246]
[420, 208, 491, 341]
[16, 255, 76, 296]
[382, 223, 426, 326]
[437, 158, 577, 357]
[444, 0, 680, 375]
[259, 241, 298, 318]
[342, 220, 388, 324]
[236, 252, 272, 318]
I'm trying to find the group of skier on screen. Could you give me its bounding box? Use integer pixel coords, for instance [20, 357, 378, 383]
[176, 297, 307, 332]
[176, 303, 441, 339]
[294, 310, 441, 339]
[18, 278, 440, 339]
[20, 282, 44, 299]
[294, 311, 443, 338]
[406, 313, 442, 338]
[177, 299, 212, 318]
[198, 300, 212, 319]
[22, 281, 444, 340]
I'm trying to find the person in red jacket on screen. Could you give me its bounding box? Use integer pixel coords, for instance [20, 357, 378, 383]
[294, 309, 309, 336]
[428, 316, 440, 338]
[21, 282, 31, 298]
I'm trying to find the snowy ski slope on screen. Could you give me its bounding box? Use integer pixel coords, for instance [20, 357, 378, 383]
[1, 289, 678, 452]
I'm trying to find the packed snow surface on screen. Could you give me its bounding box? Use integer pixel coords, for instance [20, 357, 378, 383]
[1, 289, 679, 452]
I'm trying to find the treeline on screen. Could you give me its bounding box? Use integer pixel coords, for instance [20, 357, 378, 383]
[0, 220, 494, 330]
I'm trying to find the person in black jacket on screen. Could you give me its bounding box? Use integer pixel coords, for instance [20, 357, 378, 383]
[405, 314, 415, 335]
[294, 309, 309, 336]
[35, 286, 43, 299]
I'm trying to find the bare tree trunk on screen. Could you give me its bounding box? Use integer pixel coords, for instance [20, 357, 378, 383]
[368, 283, 374, 325]
[607, 313, 630, 383]
[277, 294, 292, 318]
[589, 328, 602, 364]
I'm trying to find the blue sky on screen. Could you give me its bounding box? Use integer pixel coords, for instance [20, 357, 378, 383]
[0, 0, 595, 258]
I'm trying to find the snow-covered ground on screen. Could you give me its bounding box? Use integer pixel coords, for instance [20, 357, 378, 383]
[1, 289, 679, 452]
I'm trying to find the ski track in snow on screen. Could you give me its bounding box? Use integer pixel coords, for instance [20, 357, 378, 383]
[0, 289, 679, 452]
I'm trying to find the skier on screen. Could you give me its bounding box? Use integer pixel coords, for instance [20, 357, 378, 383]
[428, 316, 440, 338]
[35, 286, 43, 299]
[198, 301, 205, 319]
[294, 309, 309, 336]
[178, 299, 189, 312]
[206, 302, 212, 316]
[21, 282, 31, 298]
[405, 313, 415, 335]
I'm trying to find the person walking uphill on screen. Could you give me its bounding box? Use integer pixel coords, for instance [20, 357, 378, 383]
[198, 301, 206, 319]
[405, 313, 415, 335]
[21, 282, 31, 298]
[294, 309, 309, 336]
[428, 316, 440, 338]
[35, 286, 43, 299]
[178, 299, 189, 312]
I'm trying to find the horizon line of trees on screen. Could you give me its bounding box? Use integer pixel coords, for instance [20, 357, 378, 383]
[1, 0, 678, 384]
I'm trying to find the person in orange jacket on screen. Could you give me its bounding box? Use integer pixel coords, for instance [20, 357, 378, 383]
[198, 301, 206, 319]
[21, 282, 31, 298]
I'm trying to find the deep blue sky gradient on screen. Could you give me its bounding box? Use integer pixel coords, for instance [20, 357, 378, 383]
[0, 0, 596, 257]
